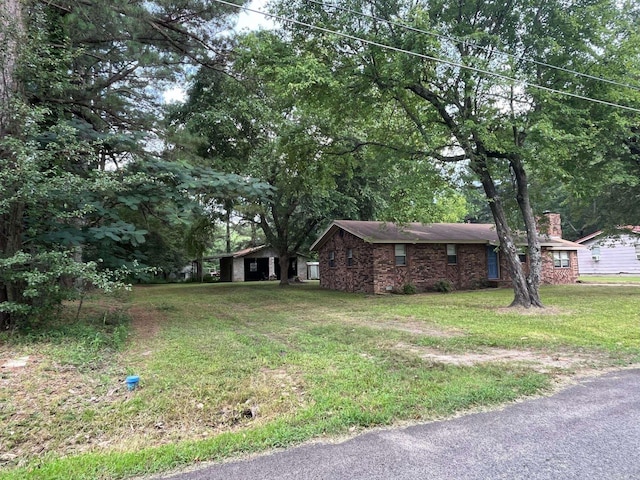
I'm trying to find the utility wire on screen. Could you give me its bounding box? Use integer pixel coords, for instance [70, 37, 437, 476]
[218, 0, 640, 113]
[307, 0, 640, 93]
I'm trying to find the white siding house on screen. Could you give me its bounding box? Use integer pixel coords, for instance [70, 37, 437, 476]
[576, 228, 640, 275]
[218, 245, 309, 282]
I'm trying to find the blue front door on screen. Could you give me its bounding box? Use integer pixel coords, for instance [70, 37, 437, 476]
[487, 246, 499, 279]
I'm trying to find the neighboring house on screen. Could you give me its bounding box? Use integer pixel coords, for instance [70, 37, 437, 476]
[310, 214, 583, 294]
[218, 245, 308, 282]
[576, 227, 640, 275]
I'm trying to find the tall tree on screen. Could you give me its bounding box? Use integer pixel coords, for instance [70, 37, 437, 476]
[275, 0, 637, 307]
[177, 32, 347, 285]
[177, 30, 466, 284]
[0, 0, 265, 329]
[0, 0, 26, 328]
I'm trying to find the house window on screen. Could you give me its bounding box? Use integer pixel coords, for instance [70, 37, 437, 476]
[553, 251, 570, 268]
[591, 246, 601, 261]
[635, 244, 640, 261]
[347, 249, 353, 267]
[395, 244, 406, 266]
[329, 251, 336, 268]
[447, 244, 457, 265]
[517, 247, 527, 263]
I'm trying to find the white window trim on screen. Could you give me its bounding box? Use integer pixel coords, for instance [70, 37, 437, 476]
[395, 244, 406, 266]
[447, 244, 457, 265]
[553, 251, 570, 268]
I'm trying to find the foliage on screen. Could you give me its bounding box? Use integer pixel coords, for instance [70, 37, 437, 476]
[0, 250, 138, 320]
[433, 279, 454, 293]
[177, 30, 467, 286]
[401, 283, 417, 294]
[0, 0, 267, 328]
[272, 0, 640, 307]
[176, 31, 362, 284]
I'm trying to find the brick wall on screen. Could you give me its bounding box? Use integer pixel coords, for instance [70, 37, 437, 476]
[540, 249, 579, 284]
[539, 212, 563, 237]
[318, 230, 375, 293]
[370, 243, 507, 293]
[318, 228, 577, 294]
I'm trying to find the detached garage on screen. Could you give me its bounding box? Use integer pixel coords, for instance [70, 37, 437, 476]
[218, 245, 308, 282]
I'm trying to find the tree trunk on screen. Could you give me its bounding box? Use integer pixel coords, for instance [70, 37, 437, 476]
[510, 156, 544, 307]
[224, 200, 232, 254]
[278, 251, 290, 286]
[0, 0, 25, 329]
[470, 157, 536, 308]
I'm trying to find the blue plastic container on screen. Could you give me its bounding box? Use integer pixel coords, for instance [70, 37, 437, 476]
[126, 375, 140, 391]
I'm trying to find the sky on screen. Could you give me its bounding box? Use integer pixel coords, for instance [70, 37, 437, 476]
[235, 0, 274, 31]
[163, 0, 274, 104]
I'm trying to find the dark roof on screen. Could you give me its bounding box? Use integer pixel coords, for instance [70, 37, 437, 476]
[216, 245, 310, 259]
[311, 220, 583, 251]
[214, 245, 270, 259]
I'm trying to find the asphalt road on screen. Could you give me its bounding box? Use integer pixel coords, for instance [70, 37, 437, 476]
[157, 368, 640, 480]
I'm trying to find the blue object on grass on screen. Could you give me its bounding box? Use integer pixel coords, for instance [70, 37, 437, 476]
[126, 375, 140, 391]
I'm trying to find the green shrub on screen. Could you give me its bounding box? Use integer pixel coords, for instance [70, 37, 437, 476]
[402, 283, 417, 295]
[434, 279, 453, 293]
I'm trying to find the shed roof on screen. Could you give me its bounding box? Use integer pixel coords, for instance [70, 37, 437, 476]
[310, 220, 583, 251]
[216, 245, 310, 259]
[214, 245, 270, 259]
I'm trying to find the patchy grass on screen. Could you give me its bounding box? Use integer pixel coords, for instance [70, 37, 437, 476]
[1, 283, 639, 479]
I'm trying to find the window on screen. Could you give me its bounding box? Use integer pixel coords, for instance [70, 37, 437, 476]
[635, 244, 640, 261]
[447, 244, 457, 265]
[347, 249, 353, 267]
[591, 246, 601, 261]
[329, 251, 336, 268]
[517, 247, 527, 263]
[553, 251, 570, 268]
[395, 244, 406, 266]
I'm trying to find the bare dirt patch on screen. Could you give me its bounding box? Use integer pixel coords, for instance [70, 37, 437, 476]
[346, 316, 465, 337]
[393, 342, 608, 373]
[129, 305, 168, 342]
[495, 306, 569, 316]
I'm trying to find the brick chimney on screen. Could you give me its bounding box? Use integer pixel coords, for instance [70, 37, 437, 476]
[539, 212, 562, 238]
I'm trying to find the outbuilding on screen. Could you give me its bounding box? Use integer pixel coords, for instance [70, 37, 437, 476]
[218, 245, 308, 282]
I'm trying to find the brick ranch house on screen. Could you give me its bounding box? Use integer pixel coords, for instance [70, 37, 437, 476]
[310, 214, 583, 294]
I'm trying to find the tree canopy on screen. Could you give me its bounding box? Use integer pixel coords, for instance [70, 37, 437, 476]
[273, 0, 640, 305]
[0, 0, 268, 328]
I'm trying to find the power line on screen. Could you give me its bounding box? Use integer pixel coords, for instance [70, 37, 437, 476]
[217, 0, 640, 113]
[307, 0, 640, 94]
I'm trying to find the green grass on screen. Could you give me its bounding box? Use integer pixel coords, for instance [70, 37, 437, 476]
[2, 282, 639, 479]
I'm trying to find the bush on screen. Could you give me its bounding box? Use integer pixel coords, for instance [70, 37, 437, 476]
[402, 283, 417, 295]
[434, 279, 453, 293]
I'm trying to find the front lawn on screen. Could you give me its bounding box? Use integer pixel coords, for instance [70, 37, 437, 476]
[1, 283, 639, 479]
